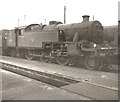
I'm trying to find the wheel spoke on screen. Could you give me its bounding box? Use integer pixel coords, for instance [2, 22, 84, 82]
[56, 56, 70, 66]
[84, 54, 98, 70]
[39, 51, 50, 62]
[25, 51, 33, 60]
[39, 56, 50, 62]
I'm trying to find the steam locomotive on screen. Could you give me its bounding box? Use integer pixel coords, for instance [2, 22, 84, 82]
[0, 15, 118, 70]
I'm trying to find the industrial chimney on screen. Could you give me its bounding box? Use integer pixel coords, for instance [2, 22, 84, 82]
[82, 15, 90, 22]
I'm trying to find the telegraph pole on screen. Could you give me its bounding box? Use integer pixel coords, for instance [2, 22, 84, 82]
[93, 15, 94, 21]
[64, 5, 66, 24]
[24, 15, 26, 25]
[18, 18, 19, 27]
[118, 20, 120, 45]
[44, 19, 46, 24]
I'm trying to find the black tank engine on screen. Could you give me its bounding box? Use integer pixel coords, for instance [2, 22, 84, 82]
[1, 15, 117, 70]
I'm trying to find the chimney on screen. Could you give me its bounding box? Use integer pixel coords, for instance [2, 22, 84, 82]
[82, 15, 90, 22]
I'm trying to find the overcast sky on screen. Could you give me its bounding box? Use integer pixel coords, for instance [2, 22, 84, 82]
[0, 0, 119, 29]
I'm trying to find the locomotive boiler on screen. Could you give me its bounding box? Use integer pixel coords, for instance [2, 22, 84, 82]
[55, 15, 103, 44]
[5, 15, 113, 70]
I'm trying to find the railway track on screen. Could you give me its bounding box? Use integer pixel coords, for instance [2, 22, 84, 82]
[2, 69, 91, 100]
[2, 62, 80, 87]
[22, 50, 119, 73]
[1, 62, 119, 100]
[2, 62, 94, 99]
[5, 54, 119, 73]
[0, 56, 119, 100]
[2, 62, 118, 90]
